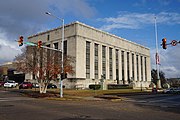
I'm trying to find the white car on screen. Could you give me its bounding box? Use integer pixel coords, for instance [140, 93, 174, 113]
[4, 80, 18, 88]
[163, 88, 180, 94]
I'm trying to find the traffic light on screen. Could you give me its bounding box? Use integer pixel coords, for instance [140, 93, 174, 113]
[38, 40, 42, 48]
[162, 38, 167, 49]
[18, 36, 23, 46]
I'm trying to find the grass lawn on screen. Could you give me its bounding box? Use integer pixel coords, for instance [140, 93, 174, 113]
[46, 89, 144, 97]
[1, 87, 148, 98]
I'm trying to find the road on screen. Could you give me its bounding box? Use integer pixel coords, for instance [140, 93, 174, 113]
[0, 90, 180, 120]
[117, 93, 180, 114]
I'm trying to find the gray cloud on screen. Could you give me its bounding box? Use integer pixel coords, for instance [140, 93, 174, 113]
[0, 0, 96, 64]
[151, 46, 180, 78]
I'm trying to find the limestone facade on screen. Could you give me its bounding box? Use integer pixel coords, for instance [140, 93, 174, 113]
[28, 21, 151, 89]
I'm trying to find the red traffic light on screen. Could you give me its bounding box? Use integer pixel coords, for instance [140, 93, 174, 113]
[162, 38, 167, 49]
[18, 36, 23, 46]
[38, 40, 42, 48]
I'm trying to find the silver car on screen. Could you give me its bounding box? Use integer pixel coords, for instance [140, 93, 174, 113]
[163, 88, 180, 94]
[4, 80, 18, 88]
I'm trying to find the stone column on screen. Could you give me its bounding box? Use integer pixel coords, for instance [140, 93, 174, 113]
[146, 56, 151, 82]
[124, 51, 128, 84]
[134, 53, 137, 82]
[98, 45, 102, 79]
[118, 49, 122, 84]
[112, 48, 116, 80]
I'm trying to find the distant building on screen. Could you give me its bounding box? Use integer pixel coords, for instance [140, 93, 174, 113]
[167, 78, 180, 87]
[28, 21, 151, 89]
[0, 62, 25, 83]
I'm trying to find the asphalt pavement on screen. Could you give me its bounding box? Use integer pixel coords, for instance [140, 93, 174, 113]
[0, 90, 180, 120]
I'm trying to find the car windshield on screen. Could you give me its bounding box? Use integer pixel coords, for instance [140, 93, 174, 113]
[7, 80, 15, 83]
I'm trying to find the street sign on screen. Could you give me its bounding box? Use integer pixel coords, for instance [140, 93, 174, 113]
[25, 42, 37, 46]
[171, 40, 177, 46]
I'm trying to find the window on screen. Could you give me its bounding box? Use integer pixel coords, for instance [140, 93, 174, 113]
[116, 49, 119, 82]
[102, 46, 106, 79]
[141, 56, 143, 81]
[132, 53, 135, 80]
[121, 51, 125, 84]
[136, 55, 139, 81]
[53, 43, 58, 66]
[47, 34, 50, 41]
[109, 48, 113, 79]
[63, 40, 67, 56]
[46, 44, 50, 63]
[127, 52, 130, 83]
[54, 42, 58, 49]
[94, 43, 99, 79]
[86, 41, 90, 78]
[144, 57, 147, 81]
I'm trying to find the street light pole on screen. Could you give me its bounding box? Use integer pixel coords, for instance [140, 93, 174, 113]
[45, 12, 64, 97]
[154, 16, 161, 89]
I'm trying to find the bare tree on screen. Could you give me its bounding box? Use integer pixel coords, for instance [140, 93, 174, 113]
[15, 46, 75, 93]
[151, 69, 166, 87]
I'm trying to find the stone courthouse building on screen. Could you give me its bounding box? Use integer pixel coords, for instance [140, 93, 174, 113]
[28, 21, 151, 89]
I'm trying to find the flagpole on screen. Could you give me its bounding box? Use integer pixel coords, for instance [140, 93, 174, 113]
[154, 16, 161, 89]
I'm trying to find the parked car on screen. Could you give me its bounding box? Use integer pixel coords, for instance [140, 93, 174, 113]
[163, 88, 180, 94]
[47, 83, 57, 89]
[4, 80, 18, 88]
[0, 81, 5, 87]
[19, 82, 33, 89]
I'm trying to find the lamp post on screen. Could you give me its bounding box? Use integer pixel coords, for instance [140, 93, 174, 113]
[45, 12, 64, 97]
[154, 16, 161, 89]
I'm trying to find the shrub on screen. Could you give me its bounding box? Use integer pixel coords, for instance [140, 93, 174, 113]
[89, 84, 101, 90]
[108, 84, 132, 89]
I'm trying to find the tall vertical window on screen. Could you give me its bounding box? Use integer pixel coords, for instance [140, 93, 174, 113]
[132, 53, 135, 80]
[54, 42, 58, 49]
[53, 42, 59, 78]
[47, 34, 50, 41]
[141, 56, 143, 81]
[94, 43, 99, 79]
[121, 51, 125, 84]
[109, 48, 113, 79]
[136, 55, 139, 81]
[63, 40, 67, 56]
[116, 49, 119, 83]
[46, 44, 50, 63]
[127, 52, 130, 83]
[102, 46, 106, 79]
[86, 41, 90, 78]
[144, 57, 147, 81]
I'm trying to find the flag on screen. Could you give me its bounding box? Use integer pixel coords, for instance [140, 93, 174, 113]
[155, 52, 160, 65]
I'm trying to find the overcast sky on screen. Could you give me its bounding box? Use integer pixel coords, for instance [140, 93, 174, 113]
[0, 0, 180, 78]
